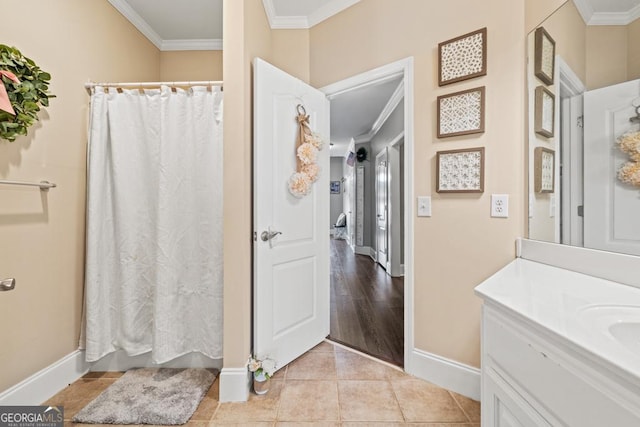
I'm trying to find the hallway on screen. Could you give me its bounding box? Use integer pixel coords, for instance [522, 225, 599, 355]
[329, 237, 404, 366]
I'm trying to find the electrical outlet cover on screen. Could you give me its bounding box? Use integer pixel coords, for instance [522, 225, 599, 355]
[491, 194, 509, 218]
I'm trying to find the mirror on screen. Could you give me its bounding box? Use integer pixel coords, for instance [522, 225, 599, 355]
[527, 0, 640, 256]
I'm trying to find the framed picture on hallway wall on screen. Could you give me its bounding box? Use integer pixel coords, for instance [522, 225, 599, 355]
[438, 27, 487, 86]
[436, 147, 485, 193]
[330, 181, 341, 194]
[437, 86, 485, 138]
[534, 26, 555, 85]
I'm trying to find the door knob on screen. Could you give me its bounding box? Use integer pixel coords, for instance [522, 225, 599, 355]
[261, 230, 282, 241]
[0, 278, 16, 292]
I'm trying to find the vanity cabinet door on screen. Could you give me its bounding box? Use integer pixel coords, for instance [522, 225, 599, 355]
[484, 367, 553, 427]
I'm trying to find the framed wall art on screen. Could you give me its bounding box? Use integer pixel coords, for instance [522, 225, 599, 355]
[437, 86, 485, 138]
[330, 181, 341, 194]
[534, 147, 555, 193]
[436, 147, 485, 193]
[534, 86, 555, 138]
[534, 27, 555, 85]
[438, 27, 487, 86]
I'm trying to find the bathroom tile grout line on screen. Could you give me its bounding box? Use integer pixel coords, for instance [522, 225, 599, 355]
[450, 390, 473, 423]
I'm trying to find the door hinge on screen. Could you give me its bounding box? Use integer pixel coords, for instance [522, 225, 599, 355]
[577, 116, 584, 128]
[577, 205, 584, 217]
[253, 231, 257, 241]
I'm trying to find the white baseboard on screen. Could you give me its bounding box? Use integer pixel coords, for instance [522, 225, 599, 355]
[0, 350, 90, 405]
[409, 348, 480, 401]
[354, 245, 371, 256]
[89, 350, 222, 372]
[218, 367, 251, 402]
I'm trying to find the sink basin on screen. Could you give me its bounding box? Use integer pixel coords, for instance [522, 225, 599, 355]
[609, 322, 640, 354]
[577, 305, 640, 357]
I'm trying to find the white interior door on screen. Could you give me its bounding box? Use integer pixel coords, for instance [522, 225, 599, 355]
[376, 149, 389, 269]
[584, 79, 640, 256]
[253, 58, 330, 369]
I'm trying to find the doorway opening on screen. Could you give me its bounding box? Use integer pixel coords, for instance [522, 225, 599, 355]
[321, 59, 414, 368]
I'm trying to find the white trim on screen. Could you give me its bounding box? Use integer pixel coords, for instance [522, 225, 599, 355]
[262, 0, 360, 29]
[572, 0, 594, 25]
[0, 350, 89, 405]
[307, 0, 361, 28]
[557, 56, 585, 97]
[370, 80, 404, 136]
[389, 131, 405, 148]
[519, 238, 640, 288]
[410, 348, 481, 401]
[573, 0, 640, 26]
[107, 0, 163, 50]
[89, 350, 222, 372]
[218, 368, 251, 402]
[324, 72, 404, 100]
[161, 39, 223, 51]
[354, 245, 373, 257]
[321, 57, 414, 373]
[268, 15, 310, 29]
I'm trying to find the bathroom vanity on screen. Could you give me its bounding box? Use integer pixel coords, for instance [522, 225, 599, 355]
[475, 251, 640, 426]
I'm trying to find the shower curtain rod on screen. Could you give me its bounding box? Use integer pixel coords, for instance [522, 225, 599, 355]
[84, 80, 223, 93]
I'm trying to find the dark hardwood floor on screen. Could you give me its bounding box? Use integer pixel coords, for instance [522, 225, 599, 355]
[329, 237, 404, 367]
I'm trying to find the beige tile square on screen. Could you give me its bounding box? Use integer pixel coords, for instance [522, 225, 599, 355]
[451, 392, 481, 423]
[277, 380, 339, 422]
[276, 422, 339, 427]
[81, 371, 124, 379]
[309, 341, 336, 353]
[337, 380, 404, 422]
[391, 379, 468, 423]
[44, 379, 114, 419]
[285, 352, 336, 380]
[335, 351, 406, 381]
[270, 365, 287, 381]
[190, 378, 220, 421]
[208, 423, 273, 426]
[212, 380, 283, 423]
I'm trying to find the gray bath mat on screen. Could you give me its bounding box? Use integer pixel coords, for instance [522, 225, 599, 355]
[72, 368, 217, 425]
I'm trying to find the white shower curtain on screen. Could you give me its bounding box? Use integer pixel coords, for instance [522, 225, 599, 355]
[84, 85, 223, 363]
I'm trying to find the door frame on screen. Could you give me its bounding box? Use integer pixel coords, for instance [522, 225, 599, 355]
[320, 57, 415, 371]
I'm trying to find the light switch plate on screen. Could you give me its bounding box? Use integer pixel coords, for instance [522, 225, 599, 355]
[491, 194, 509, 218]
[417, 196, 432, 217]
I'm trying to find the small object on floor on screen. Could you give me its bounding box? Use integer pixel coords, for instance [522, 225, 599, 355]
[72, 368, 217, 425]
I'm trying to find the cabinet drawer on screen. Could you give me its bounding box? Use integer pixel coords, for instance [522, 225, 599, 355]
[484, 308, 640, 427]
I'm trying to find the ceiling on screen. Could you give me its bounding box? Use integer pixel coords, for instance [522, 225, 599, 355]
[108, 0, 360, 50]
[329, 75, 403, 157]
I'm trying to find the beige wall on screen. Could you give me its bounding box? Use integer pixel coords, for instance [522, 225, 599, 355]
[586, 26, 628, 90]
[310, 0, 527, 368]
[0, 0, 159, 392]
[526, 0, 567, 34]
[628, 18, 640, 81]
[160, 51, 223, 81]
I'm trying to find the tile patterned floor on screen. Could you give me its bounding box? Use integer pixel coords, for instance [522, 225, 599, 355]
[44, 341, 480, 426]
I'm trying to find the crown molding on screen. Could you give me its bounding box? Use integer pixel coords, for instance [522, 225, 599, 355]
[572, 0, 594, 25]
[370, 80, 404, 136]
[162, 39, 223, 51]
[262, 0, 360, 29]
[307, 0, 361, 28]
[573, 0, 640, 26]
[107, 0, 163, 49]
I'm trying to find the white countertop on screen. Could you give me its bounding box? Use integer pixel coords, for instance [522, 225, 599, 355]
[475, 258, 640, 381]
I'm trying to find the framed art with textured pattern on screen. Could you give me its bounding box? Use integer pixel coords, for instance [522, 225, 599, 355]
[534, 27, 555, 85]
[436, 147, 485, 193]
[534, 147, 555, 193]
[534, 85, 555, 138]
[438, 28, 487, 86]
[437, 86, 485, 138]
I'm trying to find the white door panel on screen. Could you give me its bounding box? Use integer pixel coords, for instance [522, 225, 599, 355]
[584, 79, 640, 256]
[254, 58, 330, 370]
